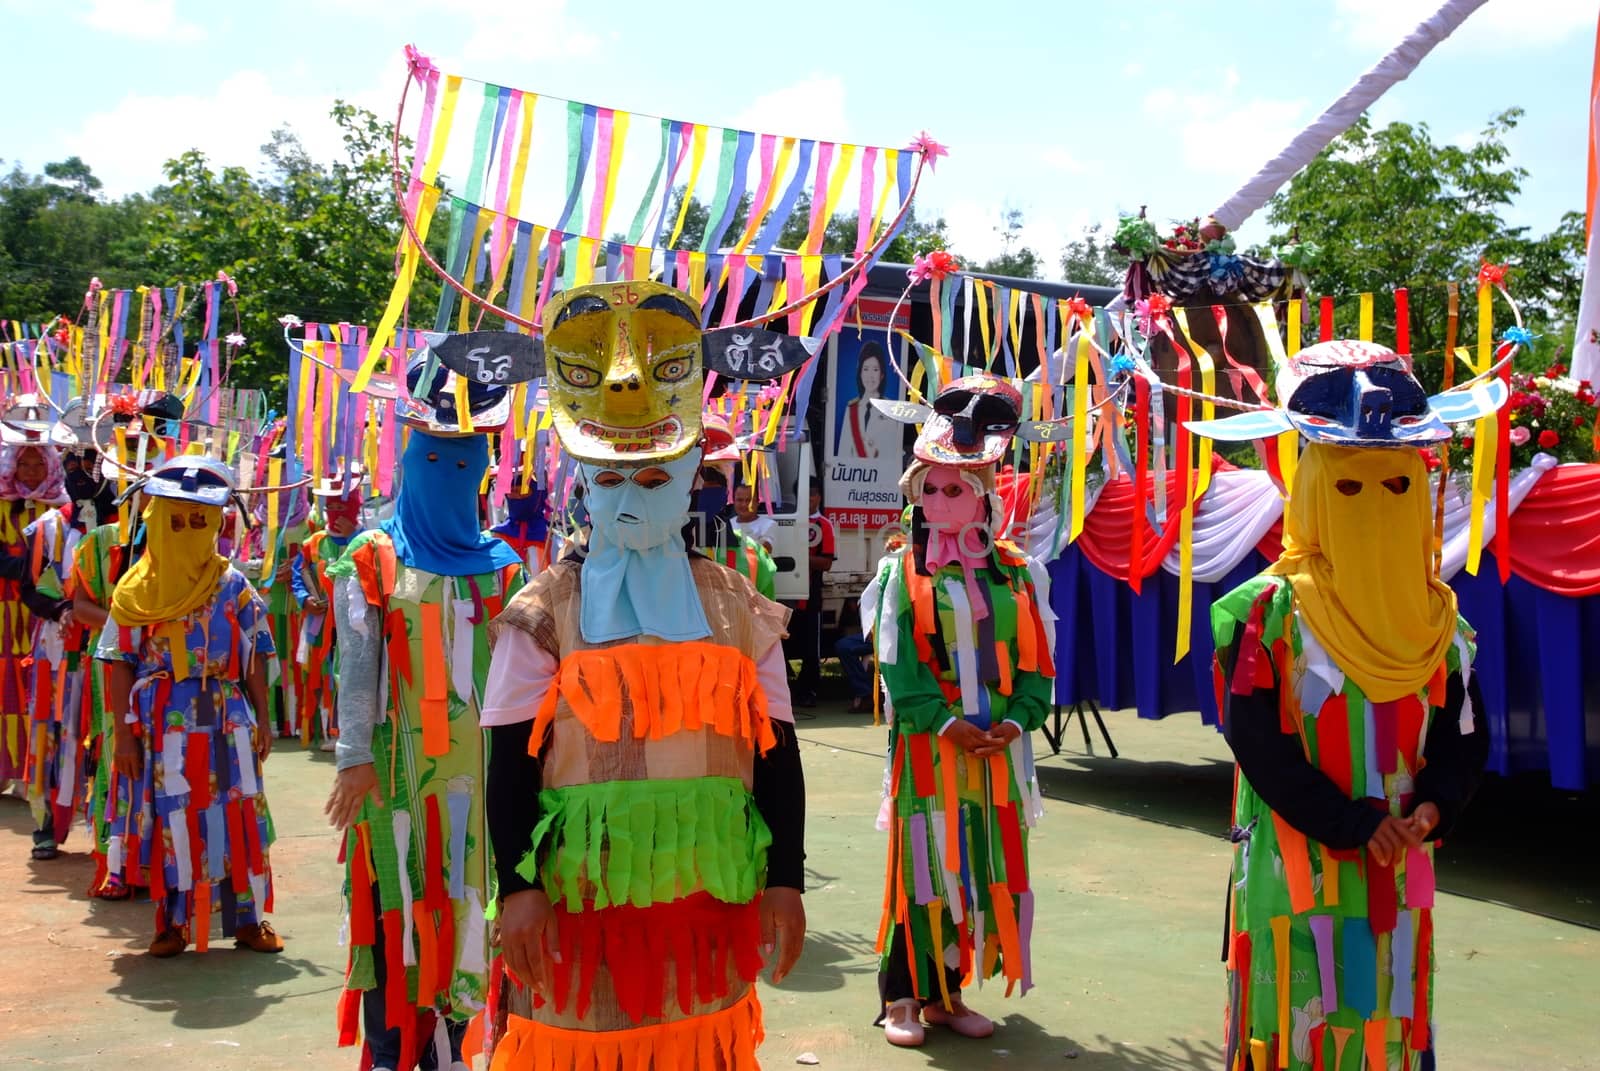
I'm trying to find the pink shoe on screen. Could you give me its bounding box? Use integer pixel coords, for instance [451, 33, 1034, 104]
[922, 999, 995, 1038]
[883, 999, 926, 1047]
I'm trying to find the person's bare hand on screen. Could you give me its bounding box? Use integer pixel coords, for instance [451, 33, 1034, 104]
[255, 723, 273, 762]
[759, 886, 807, 985]
[942, 719, 989, 753]
[1406, 801, 1441, 842]
[973, 721, 1022, 757]
[304, 596, 328, 615]
[1366, 815, 1421, 867]
[112, 727, 142, 780]
[324, 763, 381, 831]
[499, 889, 561, 994]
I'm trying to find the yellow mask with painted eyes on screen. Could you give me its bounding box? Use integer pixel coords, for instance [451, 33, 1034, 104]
[544, 281, 704, 463]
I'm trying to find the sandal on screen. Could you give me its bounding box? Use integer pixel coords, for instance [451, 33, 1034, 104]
[31, 843, 59, 861]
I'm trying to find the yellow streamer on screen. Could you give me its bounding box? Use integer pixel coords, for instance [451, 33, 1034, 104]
[666, 125, 710, 250]
[1358, 292, 1374, 341]
[358, 184, 442, 389]
[1069, 333, 1090, 541]
[1465, 286, 1494, 574]
[807, 144, 858, 254]
[595, 110, 631, 239]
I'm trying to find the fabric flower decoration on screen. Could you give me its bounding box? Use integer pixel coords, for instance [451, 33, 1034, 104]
[907, 249, 960, 284]
[1509, 426, 1530, 446]
[1110, 354, 1138, 376]
[1502, 326, 1535, 347]
[1477, 260, 1508, 289]
[404, 44, 438, 78]
[1134, 293, 1172, 335]
[906, 132, 949, 172]
[1065, 296, 1093, 324]
[216, 270, 238, 297]
[224, 333, 247, 348]
[84, 276, 103, 309]
[1205, 253, 1245, 290]
[1538, 429, 1560, 449]
[277, 314, 303, 328]
[1114, 215, 1160, 259]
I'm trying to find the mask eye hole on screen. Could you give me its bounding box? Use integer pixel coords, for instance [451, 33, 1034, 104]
[632, 467, 672, 489]
[1382, 475, 1411, 495]
[592, 471, 626, 489]
[169, 514, 186, 532]
[457, 459, 468, 470]
[1335, 479, 1363, 497]
[189, 511, 208, 530]
[426, 452, 439, 463]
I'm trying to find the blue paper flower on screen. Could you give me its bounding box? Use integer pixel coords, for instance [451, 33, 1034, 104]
[1206, 253, 1245, 290]
[1110, 354, 1137, 376]
[1501, 326, 1535, 346]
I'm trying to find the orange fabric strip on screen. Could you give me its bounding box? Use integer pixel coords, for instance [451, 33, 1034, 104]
[1013, 585, 1039, 673]
[486, 991, 763, 1071]
[1320, 844, 1341, 908]
[194, 881, 211, 952]
[1271, 915, 1292, 1068]
[988, 882, 1023, 985]
[993, 640, 1013, 697]
[418, 602, 451, 758]
[414, 902, 441, 1008]
[989, 752, 1010, 807]
[1363, 1018, 1388, 1071]
[1271, 813, 1317, 913]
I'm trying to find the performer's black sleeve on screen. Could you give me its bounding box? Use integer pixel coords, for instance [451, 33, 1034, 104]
[487, 721, 543, 897]
[1219, 643, 1384, 851]
[753, 719, 806, 892]
[0, 549, 30, 581]
[18, 577, 69, 621]
[1410, 671, 1489, 841]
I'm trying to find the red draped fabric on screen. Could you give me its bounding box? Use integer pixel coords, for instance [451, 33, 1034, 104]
[1076, 472, 1182, 582]
[1506, 463, 1600, 597]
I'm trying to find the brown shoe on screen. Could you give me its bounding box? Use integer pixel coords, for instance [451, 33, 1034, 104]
[234, 920, 284, 953]
[148, 927, 189, 958]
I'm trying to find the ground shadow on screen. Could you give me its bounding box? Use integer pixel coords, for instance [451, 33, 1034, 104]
[108, 941, 334, 1030]
[782, 927, 879, 994]
[895, 1014, 1224, 1071]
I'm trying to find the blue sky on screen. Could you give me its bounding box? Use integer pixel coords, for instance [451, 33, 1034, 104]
[2, 0, 1592, 269]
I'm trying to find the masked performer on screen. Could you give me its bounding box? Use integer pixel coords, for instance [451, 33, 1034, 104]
[863, 375, 1056, 1048]
[292, 470, 366, 751]
[324, 361, 526, 1071]
[480, 281, 808, 1071]
[1197, 340, 1494, 1071]
[251, 443, 313, 739]
[0, 411, 72, 795]
[100, 456, 281, 957]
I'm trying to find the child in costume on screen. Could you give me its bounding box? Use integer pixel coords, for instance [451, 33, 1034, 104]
[292, 470, 366, 751]
[250, 444, 313, 739]
[100, 455, 282, 957]
[323, 360, 526, 1071]
[863, 374, 1056, 1048]
[1194, 340, 1495, 1071]
[480, 281, 808, 1071]
[0, 406, 71, 795]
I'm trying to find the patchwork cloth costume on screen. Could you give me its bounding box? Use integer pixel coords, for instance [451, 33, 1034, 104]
[330, 359, 527, 1070]
[290, 471, 367, 748]
[1194, 340, 1500, 1071]
[0, 404, 71, 787]
[863, 374, 1057, 1012]
[480, 281, 809, 1071]
[97, 456, 279, 947]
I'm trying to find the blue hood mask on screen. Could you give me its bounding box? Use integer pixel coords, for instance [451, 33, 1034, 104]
[382, 431, 521, 576]
[578, 449, 709, 644]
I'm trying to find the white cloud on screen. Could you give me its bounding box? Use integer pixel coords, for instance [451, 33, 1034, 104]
[1041, 147, 1087, 175]
[447, 0, 600, 66]
[1332, 0, 1592, 50]
[77, 0, 204, 42]
[729, 75, 850, 142]
[1141, 87, 1309, 180]
[56, 68, 394, 197]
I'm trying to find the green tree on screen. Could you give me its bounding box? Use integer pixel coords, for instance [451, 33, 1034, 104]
[142, 102, 438, 393]
[1263, 110, 1582, 386]
[1058, 222, 1128, 286]
[977, 208, 1041, 279]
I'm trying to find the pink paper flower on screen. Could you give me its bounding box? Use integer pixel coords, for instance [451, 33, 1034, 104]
[404, 44, 438, 79]
[216, 270, 238, 297]
[1508, 426, 1530, 446]
[907, 249, 960, 284]
[906, 131, 949, 172]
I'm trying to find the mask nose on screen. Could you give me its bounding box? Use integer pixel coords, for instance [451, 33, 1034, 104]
[1355, 372, 1393, 439]
[604, 329, 648, 416]
[948, 397, 981, 447]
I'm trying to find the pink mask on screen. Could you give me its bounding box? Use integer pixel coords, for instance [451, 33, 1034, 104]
[921, 466, 989, 573]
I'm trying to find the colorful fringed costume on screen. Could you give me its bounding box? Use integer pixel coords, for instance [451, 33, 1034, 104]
[0, 493, 55, 785]
[21, 507, 91, 851]
[1213, 574, 1483, 1071]
[1187, 342, 1502, 1071]
[330, 527, 524, 1054]
[485, 556, 790, 1068]
[292, 527, 346, 745]
[98, 565, 278, 939]
[71, 521, 141, 887]
[865, 539, 1055, 1003]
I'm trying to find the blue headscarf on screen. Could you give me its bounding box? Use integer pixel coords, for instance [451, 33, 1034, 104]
[578, 449, 710, 644]
[382, 432, 520, 577]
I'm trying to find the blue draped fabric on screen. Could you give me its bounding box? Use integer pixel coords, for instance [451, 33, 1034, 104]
[1046, 546, 1600, 789]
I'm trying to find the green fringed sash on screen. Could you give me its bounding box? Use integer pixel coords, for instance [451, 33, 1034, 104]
[519, 776, 772, 911]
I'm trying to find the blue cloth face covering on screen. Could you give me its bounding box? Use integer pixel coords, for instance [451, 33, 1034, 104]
[382, 431, 521, 576]
[578, 449, 710, 644]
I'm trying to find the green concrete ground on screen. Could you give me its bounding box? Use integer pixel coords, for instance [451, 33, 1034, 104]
[2, 706, 1596, 1069]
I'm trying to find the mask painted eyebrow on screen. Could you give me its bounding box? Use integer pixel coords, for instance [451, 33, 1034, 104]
[549, 294, 612, 330]
[637, 293, 699, 326]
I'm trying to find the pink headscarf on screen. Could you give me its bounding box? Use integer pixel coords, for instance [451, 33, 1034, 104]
[0, 444, 69, 505]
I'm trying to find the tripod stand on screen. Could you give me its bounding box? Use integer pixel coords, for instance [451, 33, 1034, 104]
[1040, 698, 1119, 758]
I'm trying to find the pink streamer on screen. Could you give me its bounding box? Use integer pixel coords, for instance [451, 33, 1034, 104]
[805, 142, 836, 250]
[487, 91, 523, 285]
[585, 108, 615, 242]
[854, 146, 878, 258]
[533, 231, 563, 325]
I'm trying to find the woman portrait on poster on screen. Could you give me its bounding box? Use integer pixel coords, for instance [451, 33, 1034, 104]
[838, 343, 892, 460]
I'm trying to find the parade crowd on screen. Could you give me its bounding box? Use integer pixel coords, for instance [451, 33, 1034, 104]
[0, 286, 1489, 1071]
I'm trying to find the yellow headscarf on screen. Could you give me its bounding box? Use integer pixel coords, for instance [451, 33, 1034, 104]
[1268, 443, 1457, 702]
[110, 496, 229, 627]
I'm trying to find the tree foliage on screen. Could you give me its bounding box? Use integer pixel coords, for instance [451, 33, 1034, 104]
[1263, 110, 1583, 386]
[976, 208, 1042, 279]
[1058, 222, 1129, 287]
